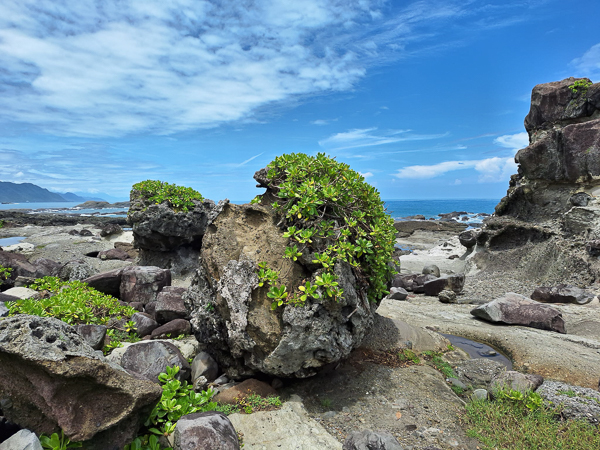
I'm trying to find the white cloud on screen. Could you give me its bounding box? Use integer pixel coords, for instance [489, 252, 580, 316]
[359, 171, 374, 179]
[571, 43, 600, 80]
[395, 156, 517, 182]
[0, 0, 378, 137]
[310, 119, 338, 126]
[494, 132, 529, 152]
[319, 127, 446, 150]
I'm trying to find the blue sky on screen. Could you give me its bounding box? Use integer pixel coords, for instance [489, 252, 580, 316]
[0, 0, 599, 202]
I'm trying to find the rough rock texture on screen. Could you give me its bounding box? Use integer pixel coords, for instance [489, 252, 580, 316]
[120, 341, 191, 382]
[423, 274, 465, 296]
[131, 312, 159, 337]
[120, 266, 171, 304]
[185, 202, 378, 379]
[155, 286, 187, 324]
[83, 268, 123, 298]
[537, 381, 600, 424]
[343, 430, 404, 450]
[531, 285, 594, 305]
[471, 78, 600, 286]
[454, 359, 507, 390]
[0, 429, 43, 450]
[214, 379, 278, 405]
[58, 260, 95, 281]
[0, 315, 162, 449]
[127, 194, 226, 276]
[471, 293, 566, 333]
[490, 371, 544, 395]
[191, 352, 219, 386]
[150, 319, 191, 339]
[74, 324, 107, 351]
[173, 412, 240, 450]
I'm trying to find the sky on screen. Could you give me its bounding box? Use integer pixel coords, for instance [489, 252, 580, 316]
[0, 0, 599, 202]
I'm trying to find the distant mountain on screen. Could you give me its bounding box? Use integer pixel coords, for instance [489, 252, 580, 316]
[59, 192, 88, 202]
[0, 181, 68, 203]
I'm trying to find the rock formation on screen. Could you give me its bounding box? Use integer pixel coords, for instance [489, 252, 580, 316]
[469, 78, 600, 286]
[185, 196, 378, 379]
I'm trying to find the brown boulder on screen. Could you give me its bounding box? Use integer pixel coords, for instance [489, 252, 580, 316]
[120, 266, 171, 304]
[214, 379, 278, 405]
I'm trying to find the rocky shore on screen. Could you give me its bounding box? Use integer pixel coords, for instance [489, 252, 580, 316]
[0, 77, 599, 450]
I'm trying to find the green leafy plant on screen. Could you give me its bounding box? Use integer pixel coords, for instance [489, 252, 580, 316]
[123, 434, 164, 450]
[0, 265, 12, 281]
[131, 180, 203, 213]
[569, 79, 592, 96]
[422, 351, 457, 379]
[0, 220, 4, 228]
[253, 153, 396, 308]
[398, 349, 420, 364]
[39, 431, 82, 450]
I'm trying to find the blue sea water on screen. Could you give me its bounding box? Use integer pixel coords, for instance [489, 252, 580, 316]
[383, 199, 499, 220]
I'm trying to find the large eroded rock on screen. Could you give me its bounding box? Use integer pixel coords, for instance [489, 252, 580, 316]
[471, 292, 566, 333]
[185, 202, 378, 379]
[0, 315, 162, 450]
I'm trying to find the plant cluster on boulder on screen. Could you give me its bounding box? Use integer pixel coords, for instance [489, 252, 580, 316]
[185, 153, 397, 379]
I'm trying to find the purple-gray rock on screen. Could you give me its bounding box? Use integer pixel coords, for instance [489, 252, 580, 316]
[531, 285, 594, 305]
[99, 223, 123, 237]
[155, 286, 187, 324]
[388, 287, 408, 301]
[191, 351, 219, 386]
[173, 412, 239, 450]
[120, 341, 191, 383]
[490, 371, 544, 396]
[422, 264, 440, 278]
[120, 266, 171, 304]
[74, 324, 107, 351]
[83, 268, 123, 298]
[471, 292, 566, 334]
[131, 312, 159, 337]
[151, 319, 191, 339]
[423, 274, 465, 296]
[97, 248, 130, 261]
[343, 430, 403, 450]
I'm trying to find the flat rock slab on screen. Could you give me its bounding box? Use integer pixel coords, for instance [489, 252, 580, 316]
[378, 298, 600, 389]
[228, 395, 343, 450]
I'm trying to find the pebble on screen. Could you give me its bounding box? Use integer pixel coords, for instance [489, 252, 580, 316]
[471, 389, 488, 401]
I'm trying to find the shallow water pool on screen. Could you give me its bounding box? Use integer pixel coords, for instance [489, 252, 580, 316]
[0, 236, 26, 247]
[441, 333, 512, 369]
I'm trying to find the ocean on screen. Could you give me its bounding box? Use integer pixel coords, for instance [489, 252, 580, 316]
[0, 199, 500, 222]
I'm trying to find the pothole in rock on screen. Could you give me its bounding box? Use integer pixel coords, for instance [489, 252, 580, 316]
[84, 251, 100, 257]
[441, 333, 512, 369]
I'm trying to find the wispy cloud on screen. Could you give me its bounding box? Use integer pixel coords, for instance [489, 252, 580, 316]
[494, 132, 529, 151]
[395, 156, 516, 183]
[237, 152, 264, 167]
[319, 127, 446, 150]
[571, 42, 600, 80]
[310, 119, 337, 126]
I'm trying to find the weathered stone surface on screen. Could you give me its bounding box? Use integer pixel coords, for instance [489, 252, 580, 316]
[570, 192, 591, 206]
[0, 429, 43, 450]
[150, 319, 191, 339]
[120, 341, 191, 382]
[391, 273, 437, 293]
[0, 251, 40, 280]
[438, 290, 457, 303]
[74, 324, 107, 351]
[173, 412, 240, 450]
[99, 223, 123, 237]
[155, 286, 187, 324]
[0, 315, 161, 448]
[531, 285, 594, 305]
[83, 268, 123, 298]
[30, 258, 61, 278]
[58, 260, 95, 281]
[114, 242, 138, 259]
[131, 312, 159, 337]
[537, 381, 600, 424]
[97, 248, 130, 261]
[343, 430, 403, 450]
[524, 77, 600, 133]
[228, 395, 342, 450]
[186, 202, 378, 379]
[191, 351, 219, 386]
[563, 206, 600, 238]
[388, 287, 408, 301]
[120, 266, 171, 304]
[490, 371, 544, 396]
[214, 379, 278, 405]
[471, 293, 566, 333]
[393, 220, 467, 237]
[422, 264, 440, 278]
[1, 287, 37, 300]
[454, 359, 506, 390]
[423, 274, 465, 296]
[458, 230, 478, 248]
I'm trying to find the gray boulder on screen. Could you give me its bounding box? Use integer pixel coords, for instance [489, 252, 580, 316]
[83, 268, 123, 298]
[58, 260, 95, 281]
[131, 312, 159, 337]
[391, 273, 436, 293]
[438, 290, 457, 303]
[120, 266, 171, 304]
[97, 248, 130, 261]
[343, 430, 403, 450]
[490, 371, 544, 396]
[471, 292, 566, 333]
[423, 274, 465, 296]
[186, 202, 377, 379]
[191, 351, 219, 388]
[155, 286, 187, 324]
[458, 229, 478, 248]
[0, 429, 43, 450]
[150, 319, 192, 339]
[537, 381, 600, 424]
[454, 359, 506, 390]
[99, 223, 123, 237]
[120, 340, 191, 383]
[531, 285, 594, 305]
[74, 324, 107, 351]
[173, 412, 239, 450]
[422, 264, 440, 278]
[388, 287, 408, 301]
[0, 315, 161, 449]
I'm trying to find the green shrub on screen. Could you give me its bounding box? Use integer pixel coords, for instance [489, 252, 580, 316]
[569, 79, 592, 96]
[253, 152, 396, 308]
[39, 431, 81, 449]
[0, 265, 12, 281]
[131, 180, 203, 213]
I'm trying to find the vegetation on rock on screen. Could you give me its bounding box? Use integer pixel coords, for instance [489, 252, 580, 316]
[131, 180, 203, 213]
[252, 152, 396, 308]
[0, 264, 12, 281]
